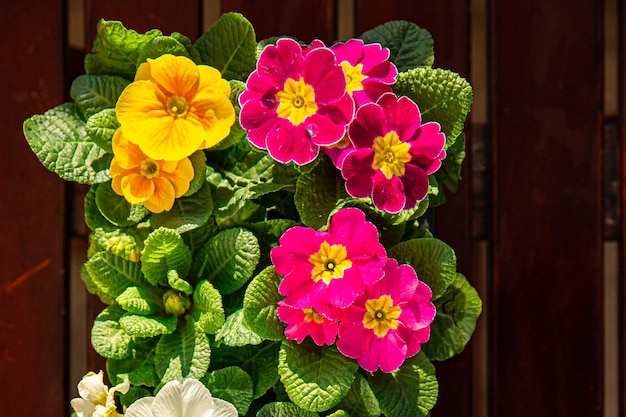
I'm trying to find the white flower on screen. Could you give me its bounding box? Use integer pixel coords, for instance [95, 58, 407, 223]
[125, 379, 238, 417]
[70, 370, 130, 417]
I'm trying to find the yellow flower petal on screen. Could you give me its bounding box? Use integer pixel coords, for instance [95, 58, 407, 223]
[146, 54, 200, 97]
[144, 176, 176, 213]
[197, 65, 231, 97]
[111, 129, 146, 169]
[121, 174, 154, 203]
[134, 61, 152, 81]
[161, 158, 195, 198]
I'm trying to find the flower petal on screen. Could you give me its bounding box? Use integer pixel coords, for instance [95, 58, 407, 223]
[124, 397, 155, 417]
[303, 47, 346, 103]
[371, 171, 406, 213]
[161, 158, 194, 198]
[342, 149, 375, 198]
[179, 379, 218, 417]
[144, 176, 176, 213]
[147, 54, 200, 97]
[265, 120, 319, 165]
[121, 174, 154, 204]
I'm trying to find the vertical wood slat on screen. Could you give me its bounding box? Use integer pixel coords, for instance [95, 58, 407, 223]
[0, 0, 67, 415]
[490, 1, 604, 416]
[620, 0, 626, 413]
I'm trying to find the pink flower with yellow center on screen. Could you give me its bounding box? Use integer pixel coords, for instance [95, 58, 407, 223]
[336, 258, 435, 373]
[115, 54, 235, 161]
[270, 208, 386, 317]
[239, 38, 355, 165]
[277, 303, 340, 346]
[341, 92, 446, 213]
[110, 129, 194, 213]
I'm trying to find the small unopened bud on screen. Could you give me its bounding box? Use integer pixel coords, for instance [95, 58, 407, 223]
[163, 290, 190, 316]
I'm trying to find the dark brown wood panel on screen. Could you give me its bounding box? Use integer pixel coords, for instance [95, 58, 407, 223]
[491, 1, 604, 416]
[0, 0, 67, 415]
[620, 0, 626, 413]
[223, 0, 337, 44]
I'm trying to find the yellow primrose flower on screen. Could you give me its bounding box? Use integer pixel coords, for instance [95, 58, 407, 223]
[116, 54, 235, 161]
[110, 129, 195, 213]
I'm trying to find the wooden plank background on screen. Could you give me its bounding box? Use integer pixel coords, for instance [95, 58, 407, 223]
[0, 0, 617, 416]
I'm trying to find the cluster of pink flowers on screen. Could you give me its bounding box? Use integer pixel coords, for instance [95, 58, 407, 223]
[270, 208, 436, 373]
[240, 38, 447, 214]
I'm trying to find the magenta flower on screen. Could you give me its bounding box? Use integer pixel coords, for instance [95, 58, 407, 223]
[336, 258, 435, 373]
[341, 92, 446, 213]
[270, 207, 387, 317]
[239, 38, 354, 165]
[277, 302, 340, 346]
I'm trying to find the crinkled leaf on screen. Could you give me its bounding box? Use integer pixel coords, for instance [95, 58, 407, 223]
[215, 309, 263, 347]
[137, 35, 190, 64]
[91, 304, 134, 359]
[368, 352, 438, 417]
[141, 228, 192, 287]
[246, 219, 297, 268]
[107, 338, 159, 387]
[243, 266, 284, 341]
[155, 316, 211, 384]
[116, 286, 162, 315]
[388, 237, 457, 298]
[150, 180, 213, 234]
[394, 67, 473, 148]
[87, 226, 146, 263]
[423, 273, 482, 361]
[95, 182, 149, 228]
[84, 251, 146, 299]
[194, 12, 257, 81]
[171, 32, 202, 64]
[80, 264, 114, 304]
[84, 108, 119, 153]
[429, 132, 466, 207]
[279, 339, 358, 412]
[167, 270, 193, 295]
[23, 103, 111, 184]
[191, 280, 225, 334]
[294, 157, 348, 229]
[205, 366, 254, 415]
[183, 151, 208, 197]
[70, 74, 130, 119]
[339, 373, 381, 417]
[193, 227, 260, 294]
[257, 402, 319, 417]
[360, 20, 434, 71]
[327, 411, 349, 417]
[85, 19, 162, 78]
[119, 313, 178, 337]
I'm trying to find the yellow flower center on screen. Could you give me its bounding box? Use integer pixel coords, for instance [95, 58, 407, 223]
[303, 307, 325, 324]
[372, 131, 411, 179]
[363, 295, 402, 337]
[308, 241, 352, 284]
[166, 95, 189, 117]
[275, 77, 318, 125]
[340, 61, 367, 95]
[140, 159, 160, 179]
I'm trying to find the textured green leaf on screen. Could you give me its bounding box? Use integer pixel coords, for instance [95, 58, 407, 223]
[137, 35, 190, 63]
[215, 309, 263, 347]
[279, 339, 358, 412]
[115, 286, 162, 315]
[85, 251, 146, 299]
[150, 181, 213, 234]
[243, 266, 284, 341]
[84, 108, 119, 153]
[395, 68, 473, 147]
[368, 352, 438, 417]
[294, 157, 347, 229]
[246, 219, 297, 268]
[91, 304, 134, 359]
[194, 12, 257, 81]
[23, 103, 111, 184]
[80, 264, 114, 304]
[423, 273, 482, 361]
[429, 132, 466, 207]
[119, 313, 177, 337]
[171, 32, 202, 64]
[183, 151, 208, 197]
[193, 227, 260, 294]
[106, 338, 159, 387]
[95, 182, 149, 228]
[388, 238, 457, 298]
[205, 366, 254, 415]
[167, 270, 193, 295]
[141, 228, 192, 286]
[85, 19, 162, 78]
[70, 74, 130, 119]
[360, 20, 434, 71]
[155, 316, 211, 384]
[327, 411, 350, 417]
[191, 280, 225, 334]
[339, 373, 381, 417]
[257, 402, 320, 417]
[87, 226, 146, 263]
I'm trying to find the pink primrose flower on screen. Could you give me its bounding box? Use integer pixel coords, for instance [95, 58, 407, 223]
[341, 92, 446, 213]
[277, 302, 340, 346]
[239, 38, 354, 165]
[336, 258, 436, 373]
[270, 207, 387, 317]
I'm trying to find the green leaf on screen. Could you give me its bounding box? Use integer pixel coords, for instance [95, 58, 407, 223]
[184, 151, 208, 197]
[257, 402, 320, 417]
[327, 411, 350, 417]
[243, 266, 284, 341]
[84, 251, 146, 299]
[294, 157, 347, 229]
[339, 373, 381, 417]
[205, 366, 254, 415]
[137, 35, 190, 64]
[215, 309, 263, 347]
[95, 182, 149, 227]
[191, 280, 225, 334]
[155, 316, 211, 384]
[193, 227, 260, 294]
[150, 181, 213, 234]
[171, 32, 202, 64]
[107, 338, 159, 387]
[23, 103, 112, 184]
[87, 226, 146, 263]
[84, 108, 120, 153]
[429, 132, 466, 207]
[116, 286, 162, 315]
[368, 352, 438, 417]
[394, 68, 473, 147]
[279, 339, 358, 412]
[194, 12, 257, 81]
[167, 270, 193, 295]
[360, 20, 434, 71]
[91, 304, 134, 359]
[85, 19, 162, 78]
[119, 313, 178, 337]
[246, 219, 297, 268]
[388, 237, 457, 298]
[70, 74, 130, 119]
[423, 273, 482, 361]
[141, 228, 192, 286]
